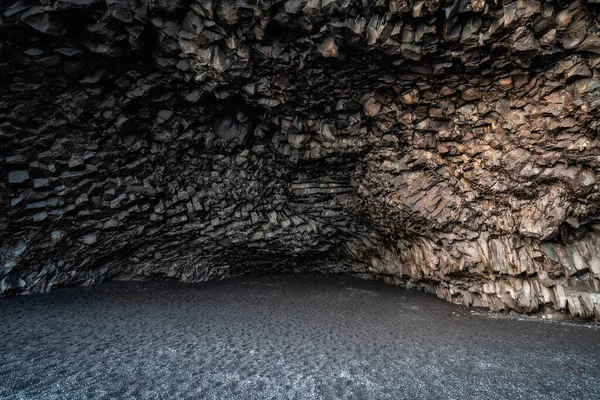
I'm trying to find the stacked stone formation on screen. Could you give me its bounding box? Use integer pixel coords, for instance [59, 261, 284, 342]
[1, 0, 600, 319]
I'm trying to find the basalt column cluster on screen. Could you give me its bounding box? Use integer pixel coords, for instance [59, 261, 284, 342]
[2, 0, 600, 319]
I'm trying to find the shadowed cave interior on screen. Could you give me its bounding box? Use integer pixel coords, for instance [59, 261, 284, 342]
[2, 0, 600, 320]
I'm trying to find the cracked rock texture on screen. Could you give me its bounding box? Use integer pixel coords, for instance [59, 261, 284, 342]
[2, 0, 600, 319]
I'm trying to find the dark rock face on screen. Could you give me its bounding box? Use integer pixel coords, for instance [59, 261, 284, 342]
[1, 0, 600, 319]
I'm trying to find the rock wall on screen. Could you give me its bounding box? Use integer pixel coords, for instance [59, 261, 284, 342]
[2, 0, 600, 319]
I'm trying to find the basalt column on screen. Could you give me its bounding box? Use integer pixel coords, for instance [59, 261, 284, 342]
[2, 0, 600, 319]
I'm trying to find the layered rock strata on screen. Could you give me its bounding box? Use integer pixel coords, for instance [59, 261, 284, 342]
[2, 0, 600, 319]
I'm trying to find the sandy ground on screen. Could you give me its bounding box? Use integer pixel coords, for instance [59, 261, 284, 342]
[1, 273, 599, 400]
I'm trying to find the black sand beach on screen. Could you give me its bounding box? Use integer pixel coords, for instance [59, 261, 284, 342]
[1, 274, 599, 400]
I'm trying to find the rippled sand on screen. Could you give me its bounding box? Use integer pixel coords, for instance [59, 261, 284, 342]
[1, 274, 599, 400]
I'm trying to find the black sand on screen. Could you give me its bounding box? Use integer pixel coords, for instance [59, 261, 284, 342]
[1, 274, 599, 400]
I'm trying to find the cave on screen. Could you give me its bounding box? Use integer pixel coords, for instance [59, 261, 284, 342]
[3, 0, 600, 319]
[2, 0, 600, 396]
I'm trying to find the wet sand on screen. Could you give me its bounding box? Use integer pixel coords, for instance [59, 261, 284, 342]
[1, 274, 599, 400]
